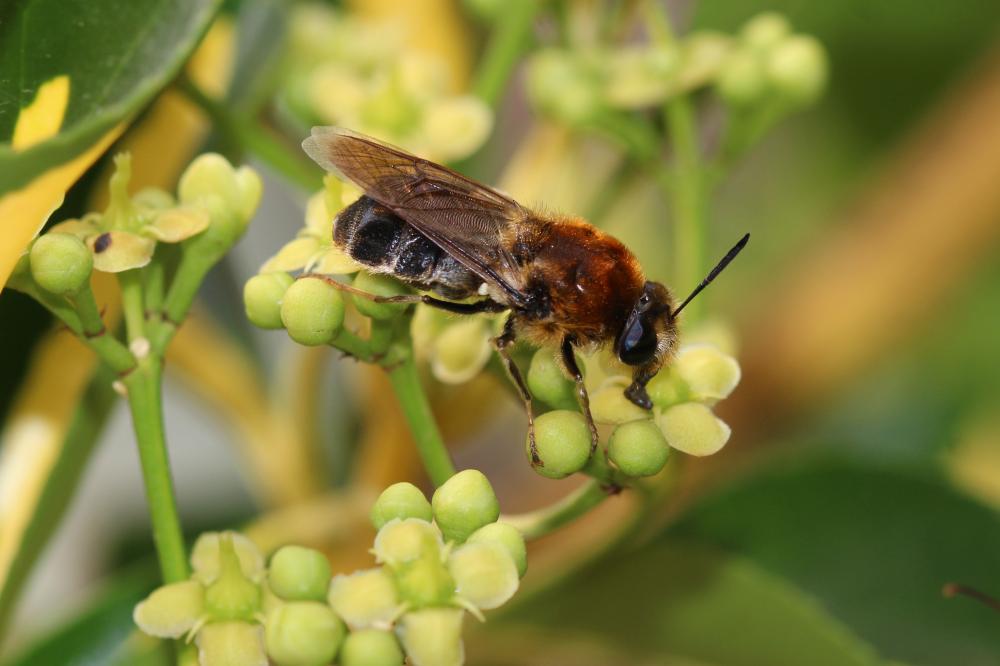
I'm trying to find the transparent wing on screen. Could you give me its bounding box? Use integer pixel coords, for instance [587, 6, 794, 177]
[302, 126, 529, 304]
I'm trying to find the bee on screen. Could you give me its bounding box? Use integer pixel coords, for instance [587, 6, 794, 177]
[302, 127, 748, 466]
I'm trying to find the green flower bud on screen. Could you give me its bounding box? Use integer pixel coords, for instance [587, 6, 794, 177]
[655, 402, 731, 457]
[716, 50, 766, 108]
[280, 277, 345, 345]
[204, 534, 262, 621]
[604, 45, 679, 109]
[466, 522, 527, 578]
[352, 271, 410, 320]
[328, 568, 400, 630]
[179, 153, 263, 226]
[340, 629, 405, 666]
[448, 542, 519, 610]
[191, 531, 265, 585]
[372, 518, 443, 567]
[431, 469, 500, 543]
[268, 545, 332, 602]
[244, 272, 294, 329]
[196, 621, 267, 666]
[608, 419, 670, 477]
[646, 368, 690, 409]
[529, 410, 591, 479]
[527, 349, 577, 410]
[29, 233, 93, 295]
[590, 384, 651, 425]
[430, 318, 492, 384]
[765, 35, 828, 106]
[674, 344, 741, 401]
[371, 482, 433, 530]
[133, 580, 204, 639]
[394, 551, 456, 608]
[397, 608, 464, 666]
[741, 12, 791, 52]
[265, 601, 346, 666]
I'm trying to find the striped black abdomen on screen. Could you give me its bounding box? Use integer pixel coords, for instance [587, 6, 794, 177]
[334, 196, 481, 300]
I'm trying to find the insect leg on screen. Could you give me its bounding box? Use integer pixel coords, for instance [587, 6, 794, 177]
[299, 274, 506, 313]
[493, 317, 539, 466]
[561, 336, 598, 455]
[624, 366, 657, 410]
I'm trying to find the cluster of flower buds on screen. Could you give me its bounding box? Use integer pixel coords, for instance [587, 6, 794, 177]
[525, 336, 741, 480]
[134, 471, 523, 666]
[525, 11, 827, 128]
[278, 3, 491, 162]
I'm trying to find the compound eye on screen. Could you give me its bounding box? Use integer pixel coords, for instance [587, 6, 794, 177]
[617, 315, 657, 366]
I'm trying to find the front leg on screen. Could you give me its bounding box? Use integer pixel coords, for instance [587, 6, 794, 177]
[561, 336, 598, 455]
[624, 364, 658, 410]
[493, 317, 540, 467]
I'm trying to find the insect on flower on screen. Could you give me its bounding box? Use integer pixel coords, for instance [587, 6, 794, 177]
[302, 127, 748, 467]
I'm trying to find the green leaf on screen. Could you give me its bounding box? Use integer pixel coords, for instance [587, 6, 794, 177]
[0, 0, 223, 194]
[2, 562, 159, 666]
[672, 461, 1000, 665]
[0, 367, 116, 643]
[500, 539, 880, 666]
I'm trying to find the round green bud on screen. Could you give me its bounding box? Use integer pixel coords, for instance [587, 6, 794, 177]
[431, 469, 500, 543]
[280, 277, 345, 345]
[265, 601, 346, 666]
[608, 419, 671, 477]
[655, 402, 732, 457]
[371, 482, 433, 530]
[328, 568, 399, 630]
[29, 233, 93, 295]
[741, 12, 791, 52]
[394, 551, 456, 608]
[466, 522, 527, 578]
[372, 518, 443, 566]
[448, 542, 519, 610]
[268, 545, 332, 602]
[527, 349, 577, 410]
[340, 629, 404, 666]
[396, 608, 464, 666]
[352, 271, 409, 321]
[716, 51, 766, 108]
[529, 410, 591, 479]
[244, 272, 294, 329]
[646, 368, 690, 409]
[133, 580, 205, 639]
[765, 35, 828, 106]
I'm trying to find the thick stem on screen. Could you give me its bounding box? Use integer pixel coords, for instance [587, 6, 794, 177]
[123, 361, 189, 583]
[386, 356, 456, 487]
[503, 479, 609, 540]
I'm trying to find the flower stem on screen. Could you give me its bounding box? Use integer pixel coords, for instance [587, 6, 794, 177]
[503, 480, 608, 540]
[386, 355, 456, 487]
[472, 0, 539, 106]
[123, 360, 189, 583]
[119, 270, 147, 342]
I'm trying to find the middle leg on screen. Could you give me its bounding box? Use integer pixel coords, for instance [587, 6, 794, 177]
[493, 317, 540, 467]
[561, 336, 599, 455]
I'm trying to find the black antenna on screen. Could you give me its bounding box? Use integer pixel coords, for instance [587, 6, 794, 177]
[672, 233, 750, 318]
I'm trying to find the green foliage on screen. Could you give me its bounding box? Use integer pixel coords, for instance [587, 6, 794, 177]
[0, 0, 223, 193]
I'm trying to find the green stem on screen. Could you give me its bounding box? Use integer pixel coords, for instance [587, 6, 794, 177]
[503, 480, 609, 540]
[118, 270, 146, 342]
[472, 0, 539, 106]
[143, 260, 165, 315]
[72, 284, 137, 374]
[386, 356, 456, 486]
[123, 360, 189, 583]
[178, 77, 321, 191]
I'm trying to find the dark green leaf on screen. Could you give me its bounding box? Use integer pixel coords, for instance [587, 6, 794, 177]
[502, 539, 881, 666]
[672, 461, 1000, 666]
[0, 0, 223, 194]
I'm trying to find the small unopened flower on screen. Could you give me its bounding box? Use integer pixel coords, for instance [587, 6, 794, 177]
[328, 568, 401, 630]
[429, 318, 494, 385]
[655, 401, 731, 457]
[397, 608, 465, 666]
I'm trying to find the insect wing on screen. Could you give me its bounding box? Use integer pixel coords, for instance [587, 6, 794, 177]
[302, 127, 528, 304]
